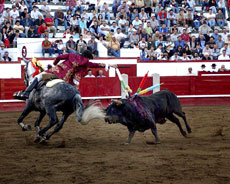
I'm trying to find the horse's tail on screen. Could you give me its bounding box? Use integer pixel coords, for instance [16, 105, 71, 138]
[73, 94, 105, 125]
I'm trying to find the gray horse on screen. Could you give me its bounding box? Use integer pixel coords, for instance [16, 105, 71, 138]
[16, 61, 104, 143]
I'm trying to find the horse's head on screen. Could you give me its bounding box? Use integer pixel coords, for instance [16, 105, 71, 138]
[22, 58, 30, 87]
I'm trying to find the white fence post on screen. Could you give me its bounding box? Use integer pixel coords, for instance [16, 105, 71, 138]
[121, 74, 128, 99]
[152, 73, 160, 93]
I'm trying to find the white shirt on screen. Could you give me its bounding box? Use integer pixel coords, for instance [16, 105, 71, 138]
[41, 5, 50, 12]
[100, 24, 110, 36]
[0, 49, 6, 60]
[57, 43, 65, 50]
[85, 74, 95, 77]
[30, 10, 43, 19]
[206, 13, 216, 20]
[10, 10, 19, 19]
[114, 32, 126, 40]
[187, 0, 195, 7]
[218, 54, 230, 60]
[70, 17, 79, 26]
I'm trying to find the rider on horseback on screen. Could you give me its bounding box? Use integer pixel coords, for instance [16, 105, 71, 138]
[14, 50, 116, 100]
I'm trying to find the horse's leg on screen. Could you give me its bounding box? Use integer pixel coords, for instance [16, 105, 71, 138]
[33, 111, 46, 143]
[166, 113, 187, 137]
[44, 112, 72, 141]
[38, 108, 58, 138]
[17, 103, 33, 131]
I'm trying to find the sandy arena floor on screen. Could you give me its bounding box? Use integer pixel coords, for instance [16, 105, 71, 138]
[0, 106, 230, 184]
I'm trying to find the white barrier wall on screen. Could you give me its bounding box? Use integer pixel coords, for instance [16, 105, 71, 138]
[0, 63, 21, 78]
[137, 62, 230, 76]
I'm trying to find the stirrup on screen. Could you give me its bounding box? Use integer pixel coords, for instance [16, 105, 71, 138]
[13, 91, 28, 100]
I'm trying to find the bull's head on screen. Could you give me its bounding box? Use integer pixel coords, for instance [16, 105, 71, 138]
[105, 99, 136, 126]
[105, 99, 124, 124]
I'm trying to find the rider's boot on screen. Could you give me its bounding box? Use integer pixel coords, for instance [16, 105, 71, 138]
[20, 78, 39, 99]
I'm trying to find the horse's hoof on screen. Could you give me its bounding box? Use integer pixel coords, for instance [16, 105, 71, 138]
[22, 125, 32, 131]
[34, 136, 41, 143]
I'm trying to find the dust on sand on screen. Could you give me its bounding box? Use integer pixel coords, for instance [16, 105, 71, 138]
[0, 106, 230, 184]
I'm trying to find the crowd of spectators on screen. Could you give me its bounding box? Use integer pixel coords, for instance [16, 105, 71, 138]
[0, 0, 230, 60]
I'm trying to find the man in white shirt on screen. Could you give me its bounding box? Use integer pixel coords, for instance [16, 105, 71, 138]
[3, 8, 11, 24]
[10, 6, 19, 25]
[210, 63, 218, 72]
[114, 28, 126, 48]
[218, 50, 230, 60]
[30, 6, 43, 21]
[0, 44, 7, 60]
[100, 20, 110, 37]
[85, 69, 95, 77]
[206, 9, 216, 28]
[13, 20, 26, 37]
[40, 1, 50, 16]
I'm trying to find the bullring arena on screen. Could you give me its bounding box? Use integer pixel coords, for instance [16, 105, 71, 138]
[1, 58, 230, 184]
[1, 0, 230, 183]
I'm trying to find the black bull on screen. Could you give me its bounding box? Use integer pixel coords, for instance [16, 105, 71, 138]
[105, 90, 191, 144]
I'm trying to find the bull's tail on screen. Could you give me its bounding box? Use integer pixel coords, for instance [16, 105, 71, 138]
[80, 105, 105, 125]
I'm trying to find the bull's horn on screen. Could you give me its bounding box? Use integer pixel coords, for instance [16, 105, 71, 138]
[111, 99, 122, 106]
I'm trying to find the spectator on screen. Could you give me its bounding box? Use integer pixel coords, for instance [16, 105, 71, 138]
[3, 8, 11, 24]
[117, 1, 129, 14]
[216, 35, 225, 49]
[12, 30, 20, 47]
[99, 35, 108, 48]
[132, 16, 142, 30]
[139, 8, 148, 20]
[181, 28, 190, 43]
[66, 36, 76, 53]
[200, 64, 206, 71]
[130, 30, 139, 46]
[44, 11, 56, 38]
[57, 40, 66, 55]
[220, 43, 230, 56]
[150, 14, 159, 32]
[185, 8, 193, 27]
[218, 65, 228, 72]
[112, 0, 122, 17]
[63, 28, 72, 39]
[193, 44, 203, 58]
[198, 34, 206, 50]
[30, 6, 42, 23]
[208, 0, 217, 13]
[212, 44, 220, 60]
[155, 2, 163, 15]
[20, 7, 28, 19]
[20, 13, 33, 37]
[170, 28, 179, 43]
[76, 34, 87, 54]
[110, 21, 119, 33]
[65, 9, 73, 28]
[189, 36, 197, 52]
[0, 43, 6, 60]
[51, 41, 58, 55]
[193, 10, 201, 30]
[105, 29, 114, 42]
[222, 28, 228, 42]
[181, 0, 191, 11]
[225, 35, 230, 48]
[187, 67, 195, 75]
[216, 9, 225, 28]
[130, 8, 139, 22]
[27, 26, 39, 38]
[13, 20, 26, 38]
[147, 46, 156, 58]
[108, 36, 120, 57]
[170, 51, 181, 61]
[87, 36, 98, 57]
[10, 5, 20, 25]
[145, 21, 153, 37]
[164, 45, 174, 58]
[54, 8, 67, 32]
[42, 36, 52, 57]
[202, 0, 209, 11]
[182, 45, 192, 58]
[100, 2, 111, 24]
[34, 15, 44, 32]
[180, 52, 190, 60]
[100, 20, 110, 37]
[136, 0, 145, 12]
[175, 35, 186, 49]
[202, 52, 211, 60]
[79, 17, 87, 34]
[114, 28, 126, 48]
[158, 9, 167, 26]
[118, 15, 128, 33]
[37, 22, 48, 37]
[167, 9, 177, 28]
[3, 51, 11, 62]
[155, 35, 165, 48]
[138, 37, 147, 51]
[206, 9, 216, 29]
[218, 50, 230, 60]
[218, 0, 226, 17]
[210, 63, 218, 72]
[85, 69, 95, 77]
[192, 52, 201, 60]
[97, 69, 106, 77]
[158, 23, 168, 40]
[155, 43, 163, 58]
[211, 29, 219, 43]
[177, 9, 186, 26]
[202, 44, 213, 59]
[69, 14, 80, 34]
[207, 36, 215, 49]
[199, 21, 211, 38]
[40, 1, 50, 16]
[90, 20, 101, 39]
